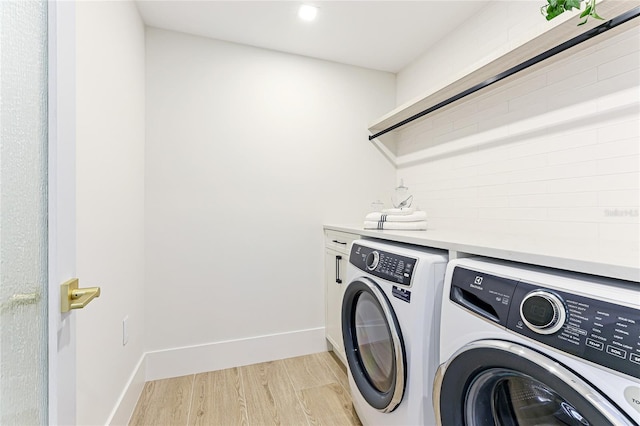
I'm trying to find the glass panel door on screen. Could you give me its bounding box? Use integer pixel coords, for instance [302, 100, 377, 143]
[0, 1, 49, 424]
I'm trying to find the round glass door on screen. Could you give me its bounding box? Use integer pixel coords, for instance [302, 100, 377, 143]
[434, 340, 635, 426]
[342, 278, 405, 413]
[354, 292, 394, 393]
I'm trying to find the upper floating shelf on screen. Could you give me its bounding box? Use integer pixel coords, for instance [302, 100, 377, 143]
[368, 0, 640, 162]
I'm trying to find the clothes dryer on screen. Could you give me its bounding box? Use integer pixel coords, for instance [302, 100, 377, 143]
[342, 239, 447, 425]
[435, 257, 640, 426]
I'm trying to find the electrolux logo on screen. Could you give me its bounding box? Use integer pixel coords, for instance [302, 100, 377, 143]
[470, 276, 484, 290]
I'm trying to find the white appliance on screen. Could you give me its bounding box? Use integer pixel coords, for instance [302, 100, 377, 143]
[342, 239, 448, 426]
[434, 257, 640, 425]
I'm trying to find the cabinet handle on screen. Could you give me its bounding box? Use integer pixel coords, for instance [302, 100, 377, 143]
[336, 255, 343, 284]
[332, 239, 347, 245]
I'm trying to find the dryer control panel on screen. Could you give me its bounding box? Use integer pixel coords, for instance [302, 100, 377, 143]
[450, 266, 640, 379]
[350, 243, 416, 286]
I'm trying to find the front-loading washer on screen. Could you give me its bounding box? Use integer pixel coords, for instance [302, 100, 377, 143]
[434, 257, 640, 425]
[342, 238, 448, 426]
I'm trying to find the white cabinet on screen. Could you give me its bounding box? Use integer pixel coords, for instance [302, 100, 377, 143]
[324, 230, 358, 365]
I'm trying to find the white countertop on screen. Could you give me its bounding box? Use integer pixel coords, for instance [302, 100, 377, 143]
[324, 224, 640, 283]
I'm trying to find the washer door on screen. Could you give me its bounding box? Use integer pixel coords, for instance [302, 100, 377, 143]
[342, 278, 406, 413]
[434, 340, 635, 426]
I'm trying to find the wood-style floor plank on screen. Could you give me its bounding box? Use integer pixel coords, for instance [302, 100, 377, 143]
[317, 351, 350, 392]
[241, 360, 308, 425]
[189, 367, 248, 426]
[129, 375, 193, 426]
[282, 353, 340, 391]
[297, 382, 361, 426]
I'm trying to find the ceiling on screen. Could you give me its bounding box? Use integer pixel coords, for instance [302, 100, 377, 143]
[135, 1, 492, 73]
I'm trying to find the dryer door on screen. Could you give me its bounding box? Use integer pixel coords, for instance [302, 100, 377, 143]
[342, 278, 406, 413]
[433, 340, 635, 426]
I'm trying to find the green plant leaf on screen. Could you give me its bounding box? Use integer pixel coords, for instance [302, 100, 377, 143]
[580, 6, 591, 18]
[544, 3, 565, 20]
[566, 0, 581, 10]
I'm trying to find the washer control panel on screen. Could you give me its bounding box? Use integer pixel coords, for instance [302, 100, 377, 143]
[350, 243, 416, 286]
[450, 266, 640, 379]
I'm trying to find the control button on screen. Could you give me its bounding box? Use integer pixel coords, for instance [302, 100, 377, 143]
[585, 338, 604, 351]
[606, 345, 627, 359]
[520, 290, 567, 335]
[630, 353, 640, 365]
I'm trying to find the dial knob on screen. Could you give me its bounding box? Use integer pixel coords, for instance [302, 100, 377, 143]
[520, 290, 566, 335]
[365, 251, 380, 271]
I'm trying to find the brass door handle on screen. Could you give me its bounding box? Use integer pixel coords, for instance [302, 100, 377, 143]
[61, 278, 101, 313]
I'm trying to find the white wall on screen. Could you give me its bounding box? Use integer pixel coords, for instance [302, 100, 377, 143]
[145, 28, 395, 375]
[76, 1, 146, 424]
[395, 6, 639, 267]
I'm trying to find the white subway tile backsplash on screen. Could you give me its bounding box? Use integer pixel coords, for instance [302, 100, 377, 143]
[481, 207, 548, 221]
[546, 207, 604, 222]
[598, 51, 640, 81]
[593, 25, 640, 52]
[546, 144, 600, 166]
[593, 70, 640, 106]
[599, 189, 640, 206]
[506, 180, 549, 196]
[545, 129, 598, 152]
[505, 73, 548, 100]
[474, 171, 512, 187]
[476, 196, 510, 208]
[508, 137, 553, 158]
[597, 155, 640, 174]
[550, 51, 600, 82]
[398, 25, 639, 254]
[455, 101, 509, 131]
[507, 152, 548, 171]
[547, 92, 599, 115]
[477, 183, 511, 198]
[597, 118, 640, 144]
[599, 223, 640, 242]
[509, 192, 598, 208]
[597, 87, 640, 111]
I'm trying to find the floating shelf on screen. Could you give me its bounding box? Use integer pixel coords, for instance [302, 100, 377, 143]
[369, 0, 640, 166]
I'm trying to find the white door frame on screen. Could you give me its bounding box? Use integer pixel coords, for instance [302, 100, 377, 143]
[48, 1, 77, 424]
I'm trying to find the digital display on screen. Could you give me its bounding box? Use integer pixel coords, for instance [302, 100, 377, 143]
[522, 296, 554, 327]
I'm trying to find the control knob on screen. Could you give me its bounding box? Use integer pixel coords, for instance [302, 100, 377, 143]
[520, 290, 566, 335]
[365, 251, 380, 271]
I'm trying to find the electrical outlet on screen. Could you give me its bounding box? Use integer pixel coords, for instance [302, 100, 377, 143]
[123, 315, 129, 346]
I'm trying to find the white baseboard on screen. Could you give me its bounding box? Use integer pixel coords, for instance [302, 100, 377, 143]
[145, 327, 327, 381]
[106, 353, 146, 426]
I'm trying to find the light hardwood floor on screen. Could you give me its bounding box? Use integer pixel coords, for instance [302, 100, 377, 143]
[129, 352, 362, 426]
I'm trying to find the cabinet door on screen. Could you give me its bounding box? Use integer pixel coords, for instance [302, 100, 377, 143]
[325, 248, 347, 361]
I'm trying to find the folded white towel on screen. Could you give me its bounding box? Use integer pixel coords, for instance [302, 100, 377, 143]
[364, 221, 427, 230]
[381, 206, 415, 215]
[365, 211, 427, 223]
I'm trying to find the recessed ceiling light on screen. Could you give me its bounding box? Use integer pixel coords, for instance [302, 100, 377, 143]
[298, 4, 318, 22]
